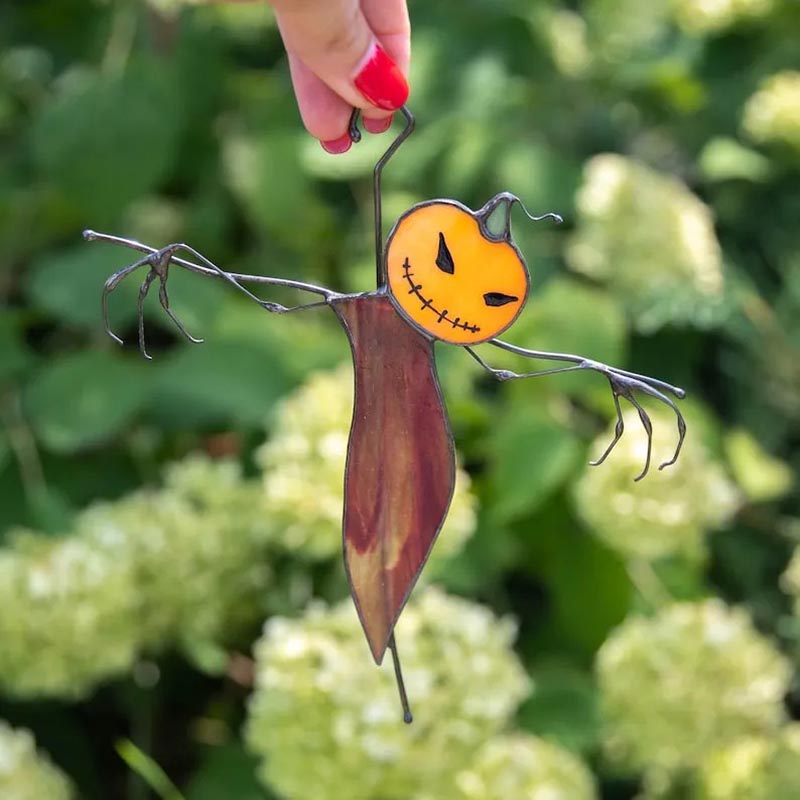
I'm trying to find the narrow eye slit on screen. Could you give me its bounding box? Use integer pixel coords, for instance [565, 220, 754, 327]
[483, 292, 519, 307]
[436, 232, 455, 274]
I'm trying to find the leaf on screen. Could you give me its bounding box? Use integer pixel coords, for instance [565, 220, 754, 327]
[699, 137, 772, 183]
[116, 740, 184, 800]
[518, 661, 601, 754]
[546, 529, 632, 656]
[23, 351, 151, 451]
[0, 313, 34, 383]
[32, 60, 180, 223]
[25, 243, 142, 329]
[150, 339, 292, 428]
[487, 410, 582, 523]
[185, 744, 271, 800]
[725, 428, 793, 503]
[223, 131, 331, 251]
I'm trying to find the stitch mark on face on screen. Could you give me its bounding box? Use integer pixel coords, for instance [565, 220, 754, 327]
[402, 258, 481, 333]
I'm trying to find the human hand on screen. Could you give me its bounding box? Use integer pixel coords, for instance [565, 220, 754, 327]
[265, 0, 410, 153]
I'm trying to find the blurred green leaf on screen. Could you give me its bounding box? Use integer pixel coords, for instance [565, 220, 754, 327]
[0, 314, 34, 382]
[545, 527, 632, 656]
[487, 409, 582, 523]
[25, 244, 142, 329]
[699, 138, 772, 183]
[150, 340, 292, 427]
[518, 661, 601, 754]
[32, 60, 180, 223]
[116, 740, 184, 800]
[725, 428, 793, 503]
[23, 351, 151, 451]
[223, 131, 331, 251]
[185, 744, 271, 800]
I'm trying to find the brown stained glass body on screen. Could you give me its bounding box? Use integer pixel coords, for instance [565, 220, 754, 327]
[333, 294, 455, 664]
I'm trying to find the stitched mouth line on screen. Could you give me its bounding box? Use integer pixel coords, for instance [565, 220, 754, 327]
[401, 258, 481, 334]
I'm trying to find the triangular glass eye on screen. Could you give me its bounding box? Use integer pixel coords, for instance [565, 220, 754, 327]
[436, 232, 455, 274]
[483, 292, 519, 307]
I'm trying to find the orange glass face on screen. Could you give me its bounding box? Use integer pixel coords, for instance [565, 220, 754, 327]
[386, 201, 529, 345]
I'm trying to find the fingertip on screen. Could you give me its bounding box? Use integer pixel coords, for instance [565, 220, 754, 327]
[320, 133, 353, 154]
[362, 114, 393, 134]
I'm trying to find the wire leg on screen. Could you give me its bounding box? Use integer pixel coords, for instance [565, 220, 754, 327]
[388, 633, 413, 724]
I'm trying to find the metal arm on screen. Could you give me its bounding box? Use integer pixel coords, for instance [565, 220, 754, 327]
[466, 340, 687, 481]
[84, 230, 335, 360]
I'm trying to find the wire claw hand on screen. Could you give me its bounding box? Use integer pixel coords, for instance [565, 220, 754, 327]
[583, 360, 686, 481]
[102, 244, 204, 359]
[469, 342, 687, 482]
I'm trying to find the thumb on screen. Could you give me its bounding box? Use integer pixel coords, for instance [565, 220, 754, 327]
[271, 0, 409, 113]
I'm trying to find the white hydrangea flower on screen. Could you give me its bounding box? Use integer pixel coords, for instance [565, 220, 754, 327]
[672, 0, 775, 36]
[780, 548, 800, 620]
[257, 364, 477, 564]
[245, 586, 530, 800]
[597, 600, 792, 776]
[696, 724, 800, 799]
[585, 0, 672, 63]
[0, 533, 140, 699]
[0, 721, 73, 800]
[567, 154, 725, 332]
[452, 733, 598, 800]
[743, 71, 800, 151]
[81, 456, 274, 647]
[0, 456, 274, 698]
[574, 408, 739, 560]
[541, 10, 592, 77]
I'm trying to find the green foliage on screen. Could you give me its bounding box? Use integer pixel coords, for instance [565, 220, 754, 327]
[1, 0, 799, 797]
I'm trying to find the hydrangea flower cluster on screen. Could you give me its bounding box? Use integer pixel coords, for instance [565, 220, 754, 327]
[696, 724, 800, 799]
[452, 733, 597, 800]
[0, 721, 73, 800]
[257, 364, 477, 565]
[567, 154, 725, 332]
[779, 547, 800, 618]
[597, 600, 792, 777]
[671, 0, 775, 35]
[574, 408, 738, 560]
[0, 456, 273, 698]
[0, 529, 141, 698]
[541, 10, 592, 78]
[743, 71, 800, 151]
[247, 586, 592, 800]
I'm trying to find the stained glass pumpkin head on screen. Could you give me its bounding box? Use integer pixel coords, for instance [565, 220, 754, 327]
[386, 194, 530, 345]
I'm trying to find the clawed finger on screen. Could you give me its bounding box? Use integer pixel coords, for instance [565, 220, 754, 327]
[158, 280, 203, 345]
[590, 370, 687, 481]
[589, 390, 624, 468]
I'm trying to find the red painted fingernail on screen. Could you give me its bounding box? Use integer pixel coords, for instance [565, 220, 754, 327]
[353, 43, 409, 111]
[363, 115, 393, 134]
[320, 133, 352, 154]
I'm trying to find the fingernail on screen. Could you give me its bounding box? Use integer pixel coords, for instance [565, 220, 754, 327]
[363, 114, 393, 134]
[353, 43, 409, 111]
[320, 133, 352, 154]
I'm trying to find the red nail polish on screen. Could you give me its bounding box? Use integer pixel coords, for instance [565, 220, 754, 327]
[354, 44, 409, 111]
[320, 133, 352, 154]
[363, 115, 393, 134]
